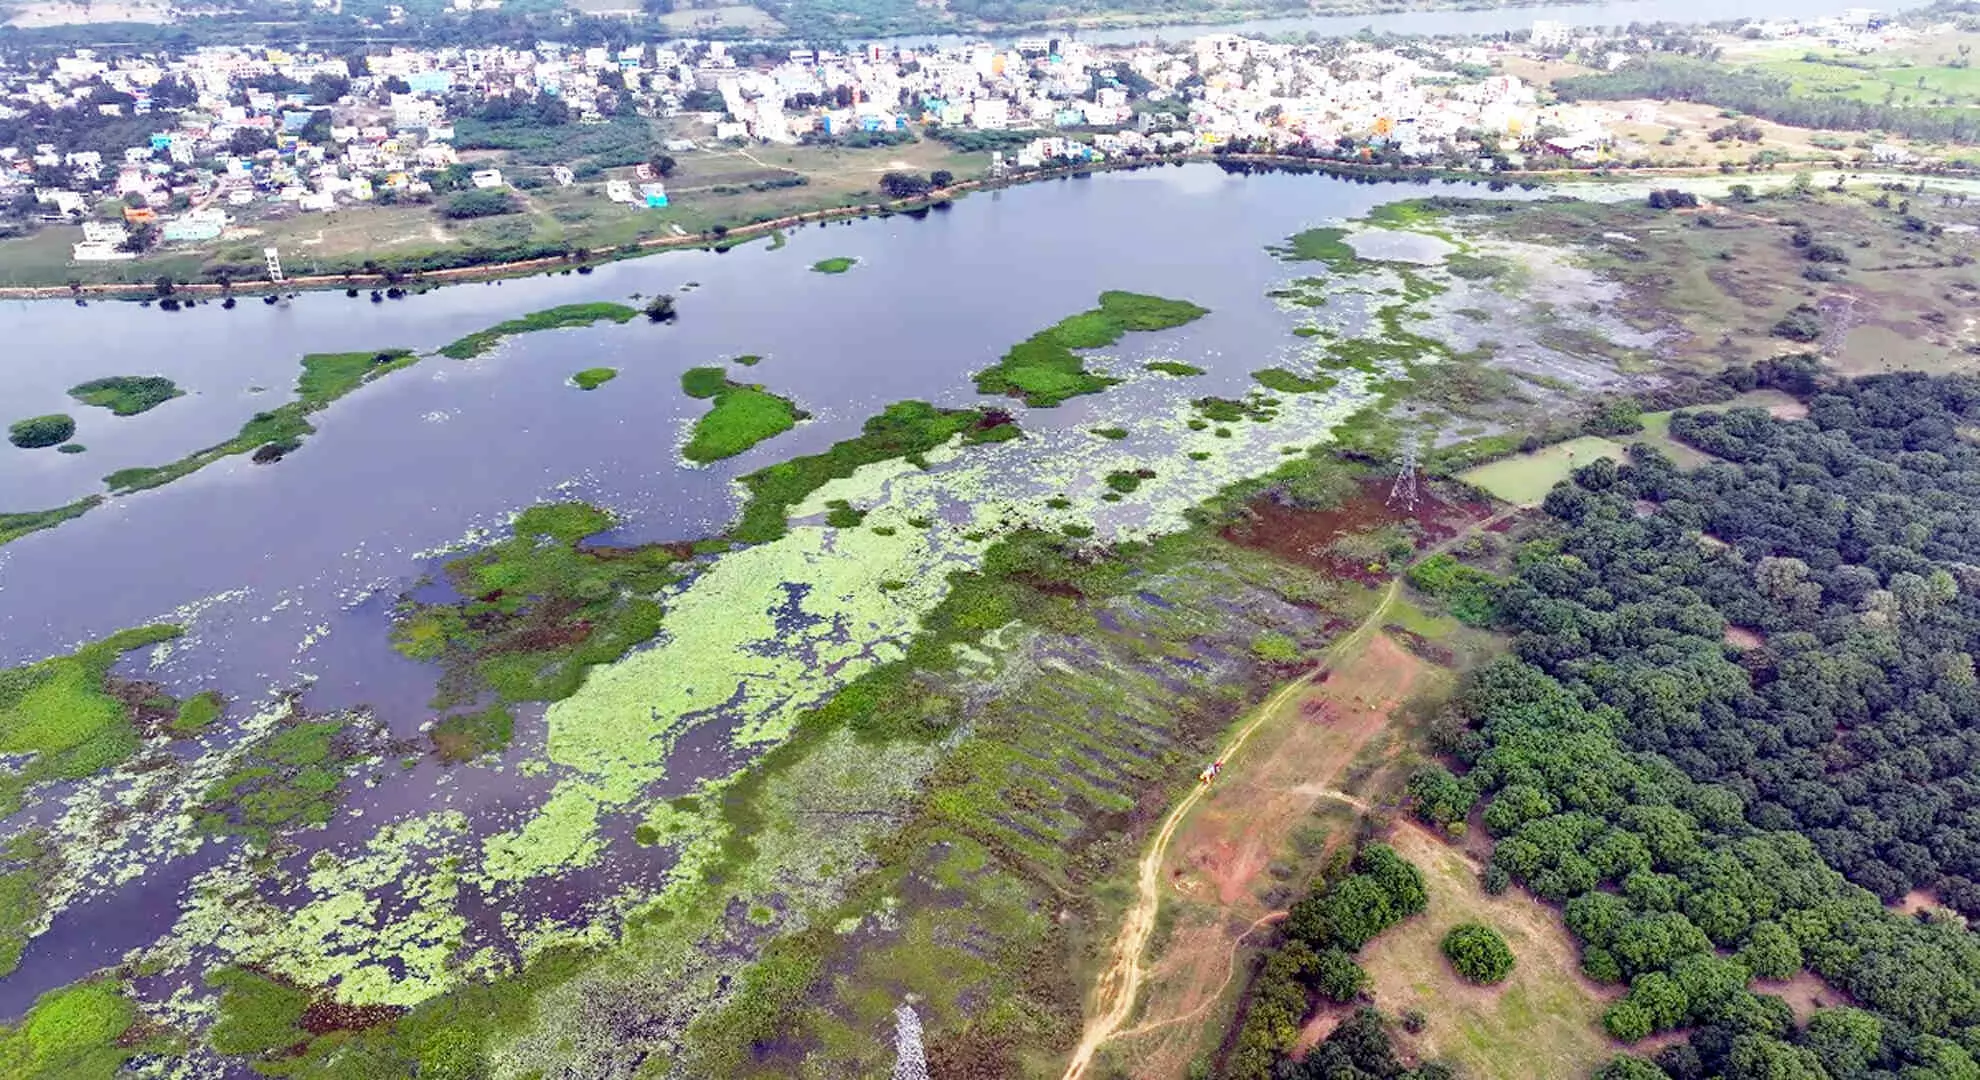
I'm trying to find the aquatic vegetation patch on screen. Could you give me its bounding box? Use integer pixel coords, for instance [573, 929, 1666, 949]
[56, 443, 83, 453]
[0, 978, 150, 1080]
[810, 257, 856, 274]
[1144, 360, 1206, 377]
[0, 496, 103, 548]
[730, 401, 1016, 543]
[973, 291, 1211, 408]
[571, 367, 618, 390]
[683, 374, 807, 464]
[1253, 367, 1339, 394]
[1091, 426, 1129, 440]
[102, 349, 417, 494]
[437, 302, 639, 360]
[680, 365, 729, 399]
[207, 966, 313, 1059]
[67, 375, 183, 416]
[392, 501, 684, 711]
[170, 690, 225, 735]
[430, 705, 514, 762]
[733, 354, 763, 367]
[1268, 226, 1366, 273]
[0, 623, 183, 811]
[196, 717, 364, 846]
[7, 414, 75, 449]
[0, 831, 56, 976]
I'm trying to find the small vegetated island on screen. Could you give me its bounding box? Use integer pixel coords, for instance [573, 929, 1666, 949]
[974, 290, 1210, 407]
[67, 375, 184, 416]
[572, 367, 618, 390]
[679, 365, 806, 463]
[809, 257, 857, 274]
[0, 303, 659, 549]
[439, 302, 639, 360]
[7, 414, 75, 449]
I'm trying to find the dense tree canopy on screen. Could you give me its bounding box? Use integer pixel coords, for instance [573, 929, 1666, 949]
[1431, 371, 1980, 1076]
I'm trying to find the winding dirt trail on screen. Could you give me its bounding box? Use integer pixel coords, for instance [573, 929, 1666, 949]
[1061, 507, 1517, 1080]
[1060, 579, 1401, 1080]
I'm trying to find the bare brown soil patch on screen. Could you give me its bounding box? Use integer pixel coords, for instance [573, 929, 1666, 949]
[1723, 626, 1764, 650]
[1223, 480, 1491, 585]
[1755, 971, 1848, 1023]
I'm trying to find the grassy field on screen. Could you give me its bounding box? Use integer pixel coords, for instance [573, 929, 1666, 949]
[0, 137, 989, 288]
[1460, 437, 1627, 507]
[1353, 825, 1617, 1079]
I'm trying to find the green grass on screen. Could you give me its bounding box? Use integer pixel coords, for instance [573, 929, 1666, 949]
[572, 367, 619, 390]
[730, 401, 1017, 543]
[687, 385, 805, 463]
[432, 705, 515, 762]
[679, 368, 806, 463]
[197, 719, 357, 846]
[296, 350, 419, 405]
[100, 348, 417, 496]
[1268, 227, 1366, 273]
[207, 967, 311, 1059]
[169, 691, 224, 736]
[0, 832, 55, 976]
[1252, 368, 1338, 394]
[1459, 436, 1629, 507]
[0, 624, 183, 810]
[66, 375, 183, 416]
[974, 291, 1211, 408]
[0, 979, 143, 1080]
[1144, 360, 1206, 377]
[437, 302, 639, 360]
[0, 497, 104, 549]
[810, 257, 856, 274]
[681, 366, 730, 399]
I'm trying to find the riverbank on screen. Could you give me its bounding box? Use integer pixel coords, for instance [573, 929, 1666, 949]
[0, 151, 1954, 301]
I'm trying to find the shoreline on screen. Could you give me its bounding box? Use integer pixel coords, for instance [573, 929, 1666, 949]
[0, 151, 1957, 301]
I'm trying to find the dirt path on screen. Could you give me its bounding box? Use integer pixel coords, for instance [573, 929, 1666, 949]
[1060, 579, 1403, 1080]
[1062, 510, 1517, 1080]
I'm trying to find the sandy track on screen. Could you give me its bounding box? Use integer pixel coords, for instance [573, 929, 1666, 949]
[1060, 579, 1401, 1080]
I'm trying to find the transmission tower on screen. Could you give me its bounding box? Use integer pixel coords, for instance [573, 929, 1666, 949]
[892, 1004, 929, 1080]
[1388, 430, 1419, 512]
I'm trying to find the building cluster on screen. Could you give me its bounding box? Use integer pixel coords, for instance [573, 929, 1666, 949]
[0, 8, 1897, 262]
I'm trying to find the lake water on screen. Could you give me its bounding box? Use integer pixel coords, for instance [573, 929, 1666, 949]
[871, 0, 1931, 49]
[5, 163, 1561, 1016]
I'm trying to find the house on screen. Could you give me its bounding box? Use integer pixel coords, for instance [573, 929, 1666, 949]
[639, 182, 667, 207]
[469, 168, 505, 188]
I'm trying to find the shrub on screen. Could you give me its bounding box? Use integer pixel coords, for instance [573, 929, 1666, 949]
[440, 189, 519, 219]
[8, 414, 75, 449]
[1771, 304, 1824, 343]
[1442, 923, 1515, 984]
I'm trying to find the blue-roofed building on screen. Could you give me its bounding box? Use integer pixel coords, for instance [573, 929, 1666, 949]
[405, 71, 452, 94]
[281, 111, 317, 134]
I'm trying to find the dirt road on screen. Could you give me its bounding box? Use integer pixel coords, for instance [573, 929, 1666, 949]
[1061, 507, 1516, 1080]
[1059, 578, 1402, 1080]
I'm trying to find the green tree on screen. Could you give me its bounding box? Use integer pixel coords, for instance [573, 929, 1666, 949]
[1441, 923, 1516, 984]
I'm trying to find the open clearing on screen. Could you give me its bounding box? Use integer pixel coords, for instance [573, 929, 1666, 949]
[1464, 389, 1811, 503]
[1102, 627, 1441, 1079]
[1460, 436, 1627, 506]
[1349, 824, 1618, 1079]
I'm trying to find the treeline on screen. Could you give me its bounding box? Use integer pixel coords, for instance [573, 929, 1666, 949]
[1555, 55, 1980, 143]
[1225, 843, 1447, 1079]
[1411, 371, 1980, 1076]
